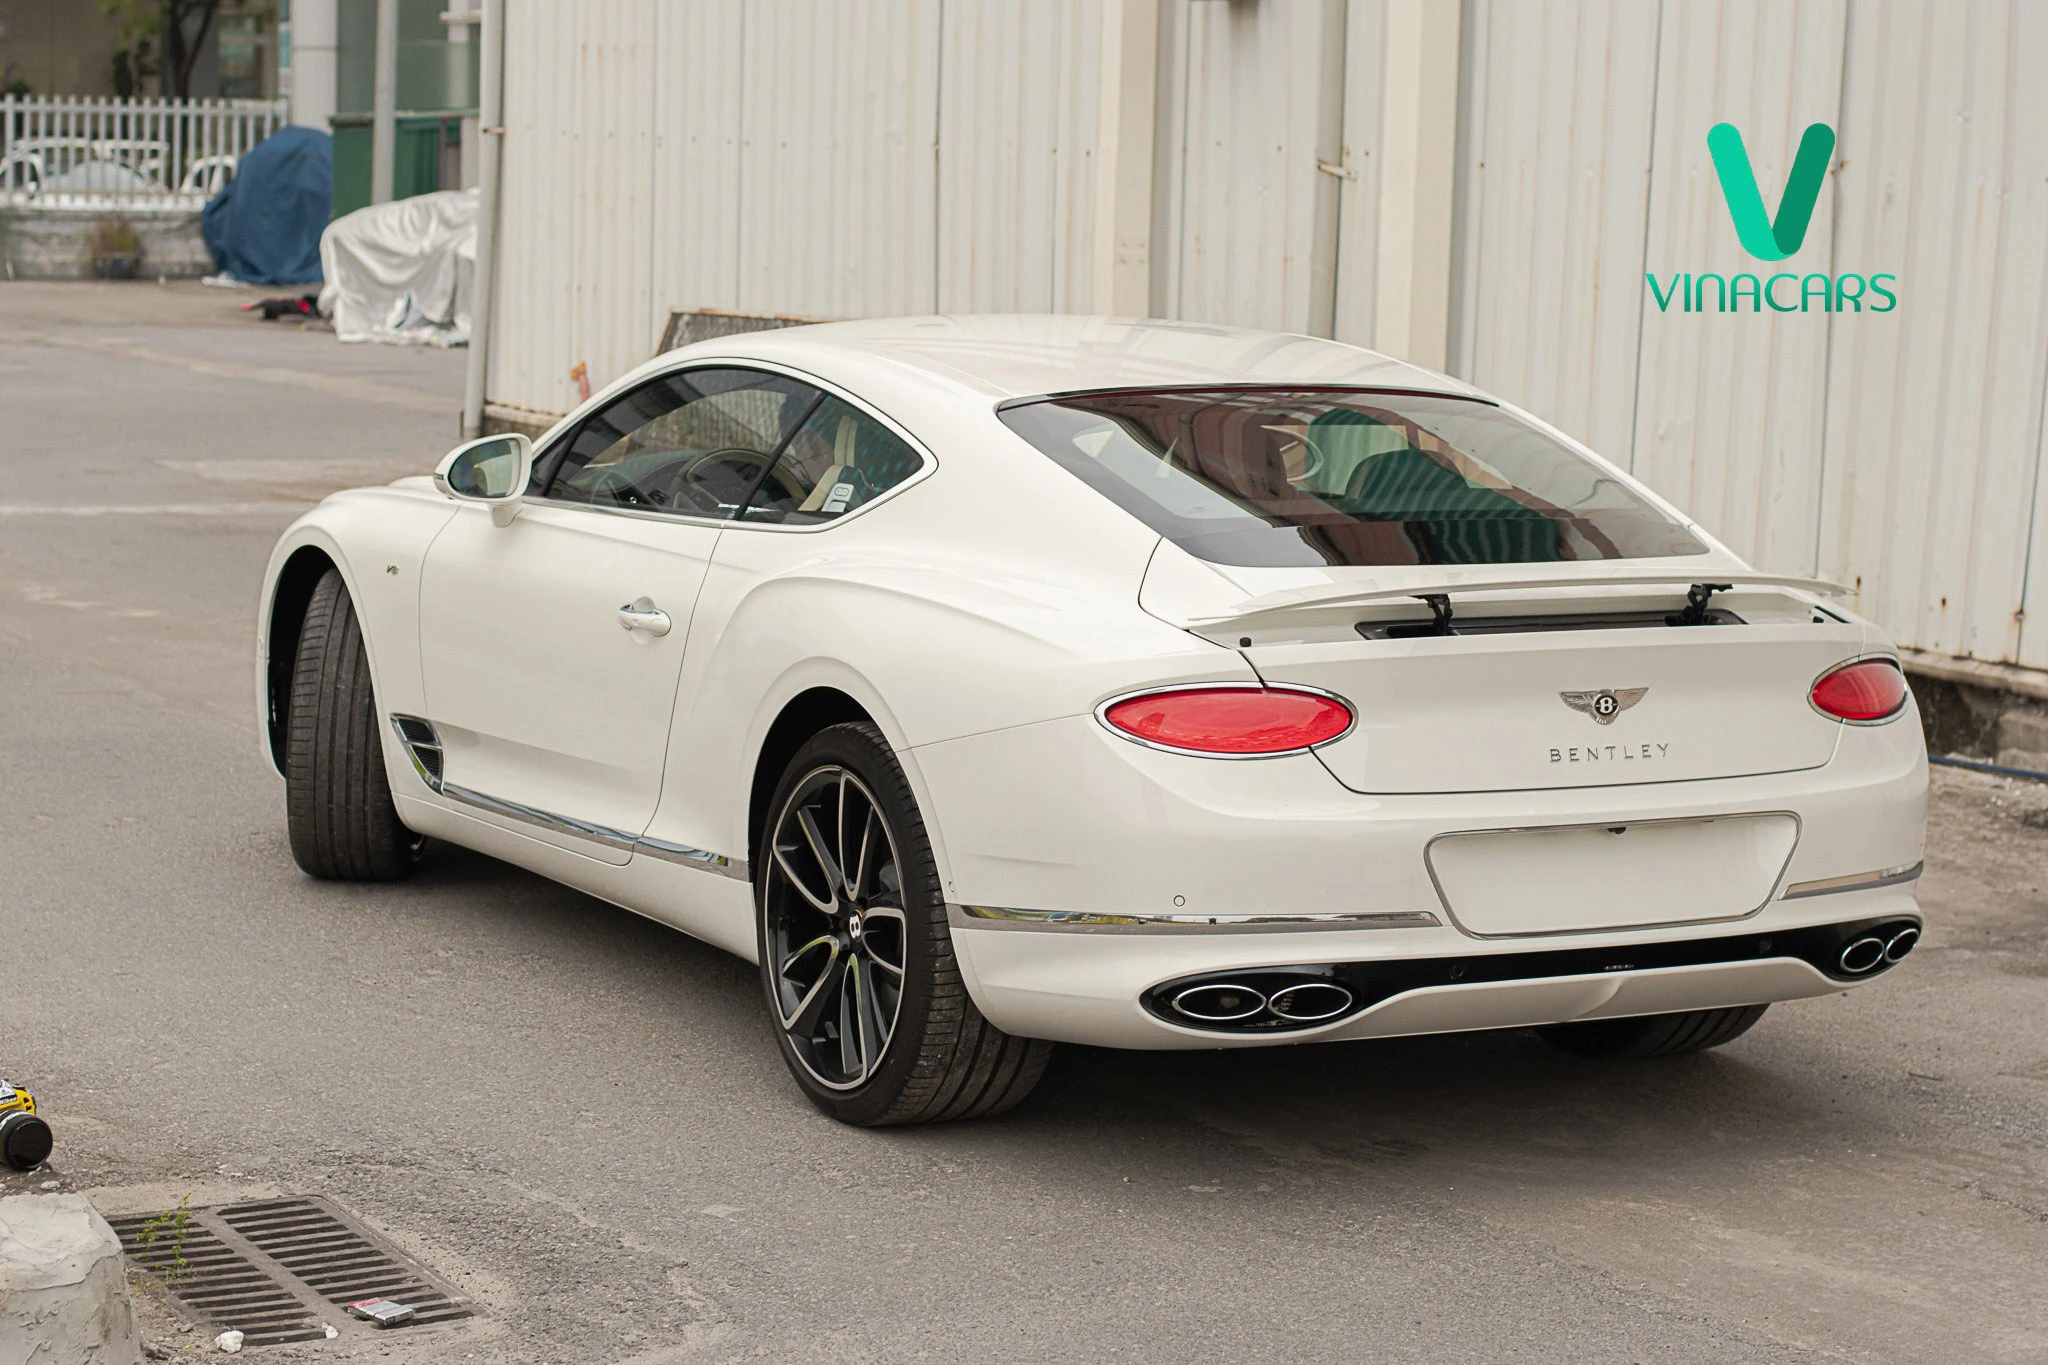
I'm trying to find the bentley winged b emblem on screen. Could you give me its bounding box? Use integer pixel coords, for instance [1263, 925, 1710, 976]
[1559, 688, 1648, 725]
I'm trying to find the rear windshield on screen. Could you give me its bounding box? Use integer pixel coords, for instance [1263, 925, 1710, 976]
[998, 389, 1707, 567]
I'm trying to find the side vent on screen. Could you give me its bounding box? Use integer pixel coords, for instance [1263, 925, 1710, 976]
[389, 715, 444, 792]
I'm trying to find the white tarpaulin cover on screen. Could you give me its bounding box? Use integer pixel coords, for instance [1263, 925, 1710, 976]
[318, 188, 476, 346]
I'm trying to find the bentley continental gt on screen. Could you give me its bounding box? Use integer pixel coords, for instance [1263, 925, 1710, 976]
[258, 316, 1927, 1125]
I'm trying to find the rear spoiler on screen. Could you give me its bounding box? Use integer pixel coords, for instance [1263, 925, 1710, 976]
[1184, 571, 1851, 627]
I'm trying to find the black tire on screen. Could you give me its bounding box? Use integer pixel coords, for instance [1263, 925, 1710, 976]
[284, 569, 415, 881]
[756, 722, 1053, 1126]
[1538, 1004, 1769, 1059]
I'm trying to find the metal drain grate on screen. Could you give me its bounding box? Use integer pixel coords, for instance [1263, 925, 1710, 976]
[219, 1198, 473, 1327]
[109, 1214, 324, 1345]
[110, 1196, 473, 1347]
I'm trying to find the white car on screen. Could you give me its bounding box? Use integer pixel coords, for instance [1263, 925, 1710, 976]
[258, 316, 1927, 1125]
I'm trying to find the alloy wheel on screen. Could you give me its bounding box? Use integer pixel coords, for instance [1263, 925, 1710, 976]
[763, 766, 907, 1091]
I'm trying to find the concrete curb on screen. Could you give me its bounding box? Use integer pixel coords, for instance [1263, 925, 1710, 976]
[0, 1194, 143, 1365]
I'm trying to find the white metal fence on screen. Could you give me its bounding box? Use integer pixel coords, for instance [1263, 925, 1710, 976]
[0, 94, 288, 211]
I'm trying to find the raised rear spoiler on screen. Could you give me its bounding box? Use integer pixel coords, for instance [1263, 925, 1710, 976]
[1183, 571, 1851, 627]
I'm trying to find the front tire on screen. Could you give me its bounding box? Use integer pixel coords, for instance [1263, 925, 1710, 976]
[756, 722, 1052, 1126]
[1538, 1004, 1768, 1059]
[284, 569, 415, 881]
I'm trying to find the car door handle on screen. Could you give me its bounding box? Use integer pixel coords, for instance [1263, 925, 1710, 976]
[617, 601, 672, 637]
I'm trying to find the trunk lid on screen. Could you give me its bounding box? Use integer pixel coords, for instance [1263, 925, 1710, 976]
[1244, 619, 1857, 794]
[1135, 545, 1866, 795]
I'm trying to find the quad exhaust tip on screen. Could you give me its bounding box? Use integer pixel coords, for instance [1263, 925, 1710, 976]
[1837, 922, 1920, 976]
[1163, 975, 1358, 1031]
[1267, 981, 1356, 1023]
[1169, 982, 1268, 1023]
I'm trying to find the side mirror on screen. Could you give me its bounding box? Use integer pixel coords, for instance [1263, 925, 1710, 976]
[434, 433, 533, 527]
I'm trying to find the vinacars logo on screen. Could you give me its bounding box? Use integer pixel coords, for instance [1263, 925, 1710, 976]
[1647, 120, 1896, 314]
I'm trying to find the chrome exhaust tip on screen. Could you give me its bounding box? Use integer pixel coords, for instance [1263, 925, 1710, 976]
[1838, 936, 1886, 975]
[1169, 982, 1268, 1023]
[1266, 981, 1355, 1023]
[1884, 925, 1920, 963]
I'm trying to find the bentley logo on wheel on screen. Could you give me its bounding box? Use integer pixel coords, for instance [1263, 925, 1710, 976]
[1559, 688, 1648, 725]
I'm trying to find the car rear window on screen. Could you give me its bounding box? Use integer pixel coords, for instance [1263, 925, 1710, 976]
[997, 388, 1707, 567]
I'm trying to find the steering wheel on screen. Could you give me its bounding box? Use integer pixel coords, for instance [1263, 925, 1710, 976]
[672, 447, 803, 515]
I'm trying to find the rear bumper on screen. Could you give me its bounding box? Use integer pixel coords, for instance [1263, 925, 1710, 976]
[948, 893, 1919, 1048]
[912, 705, 1926, 1049]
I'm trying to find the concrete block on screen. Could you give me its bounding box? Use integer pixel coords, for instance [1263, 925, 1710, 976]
[0, 1194, 143, 1365]
[0, 207, 212, 280]
[1998, 707, 2048, 757]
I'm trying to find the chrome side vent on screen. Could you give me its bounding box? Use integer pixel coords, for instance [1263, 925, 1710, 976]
[389, 715, 444, 792]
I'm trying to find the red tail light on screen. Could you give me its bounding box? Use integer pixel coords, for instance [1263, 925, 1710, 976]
[1810, 658, 1908, 723]
[1101, 686, 1354, 756]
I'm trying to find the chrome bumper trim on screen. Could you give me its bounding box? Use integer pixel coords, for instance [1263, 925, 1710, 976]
[392, 715, 747, 879]
[949, 904, 1442, 934]
[1781, 861, 1924, 899]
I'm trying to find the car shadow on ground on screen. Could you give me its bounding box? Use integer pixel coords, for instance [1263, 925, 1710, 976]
[394, 841, 1858, 1183]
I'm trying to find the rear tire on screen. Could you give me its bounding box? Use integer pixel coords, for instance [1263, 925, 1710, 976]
[284, 569, 415, 881]
[1538, 1004, 1768, 1059]
[756, 722, 1052, 1126]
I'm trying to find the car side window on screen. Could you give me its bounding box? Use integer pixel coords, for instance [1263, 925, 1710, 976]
[538, 368, 820, 518]
[736, 394, 923, 525]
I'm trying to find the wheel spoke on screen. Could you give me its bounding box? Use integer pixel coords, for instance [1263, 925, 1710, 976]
[850, 807, 876, 903]
[859, 905, 906, 978]
[781, 942, 846, 1035]
[772, 840, 835, 914]
[795, 805, 844, 902]
[837, 966, 862, 1077]
[777, 933, 837, 981]
[835, 773, 854, 898]
[854, 956, 890, 1079]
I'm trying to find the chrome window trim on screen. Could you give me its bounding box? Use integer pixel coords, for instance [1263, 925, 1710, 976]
[389, 715, 748, 879]
[522, 356, 938, 535]
[949, 904, 1442, 934]
[1781, 861, 1923, 899]
[1091, 681, 1359, 761]
[1422, 810, 1805, 940]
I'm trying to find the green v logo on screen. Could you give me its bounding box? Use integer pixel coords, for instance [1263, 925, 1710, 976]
[1706, 122, 1835, 261]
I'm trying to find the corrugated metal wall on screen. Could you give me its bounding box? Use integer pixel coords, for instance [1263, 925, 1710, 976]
[1821, 0, 2048, 669]
[493, 0, 659, 422]
[1451, 0, 2048, 673]
[1153, 0, 1349, 335]
[487, 0, 2048, 677]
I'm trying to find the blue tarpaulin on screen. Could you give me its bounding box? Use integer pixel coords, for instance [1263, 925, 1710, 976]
[201, 126, 331, 286]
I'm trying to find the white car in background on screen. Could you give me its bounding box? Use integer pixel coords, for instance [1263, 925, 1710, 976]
[257, 316, 1927, 1125]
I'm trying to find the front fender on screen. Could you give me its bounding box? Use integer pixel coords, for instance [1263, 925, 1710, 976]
[256, 484, 457, 777]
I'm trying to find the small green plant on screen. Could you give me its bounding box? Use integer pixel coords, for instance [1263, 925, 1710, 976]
[91, 216, 142, 258]
[89, 216, 144, 279]
[135, 1194, 194, 1282]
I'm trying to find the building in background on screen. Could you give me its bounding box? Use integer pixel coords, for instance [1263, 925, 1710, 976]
[281, 0, 477, 215]
[0, 0, 277, 99]
[468, 0, 2048, 693]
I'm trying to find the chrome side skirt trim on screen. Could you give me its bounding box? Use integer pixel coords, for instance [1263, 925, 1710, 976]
[636, 834, 749, 878]
[440, 781, 638, 854]
[950, 904, 1442, 934]
[1781, 861, 1923, 899]
[390, 715, 747, 879]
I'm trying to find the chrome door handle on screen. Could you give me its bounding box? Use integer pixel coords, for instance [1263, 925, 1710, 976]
[616, 601, 672, 637]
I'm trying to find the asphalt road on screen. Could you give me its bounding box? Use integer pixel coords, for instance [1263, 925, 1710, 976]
[4, 281, 2046, 1364]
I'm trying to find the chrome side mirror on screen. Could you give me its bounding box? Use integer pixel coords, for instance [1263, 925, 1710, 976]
[433, 433, 533, 527]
